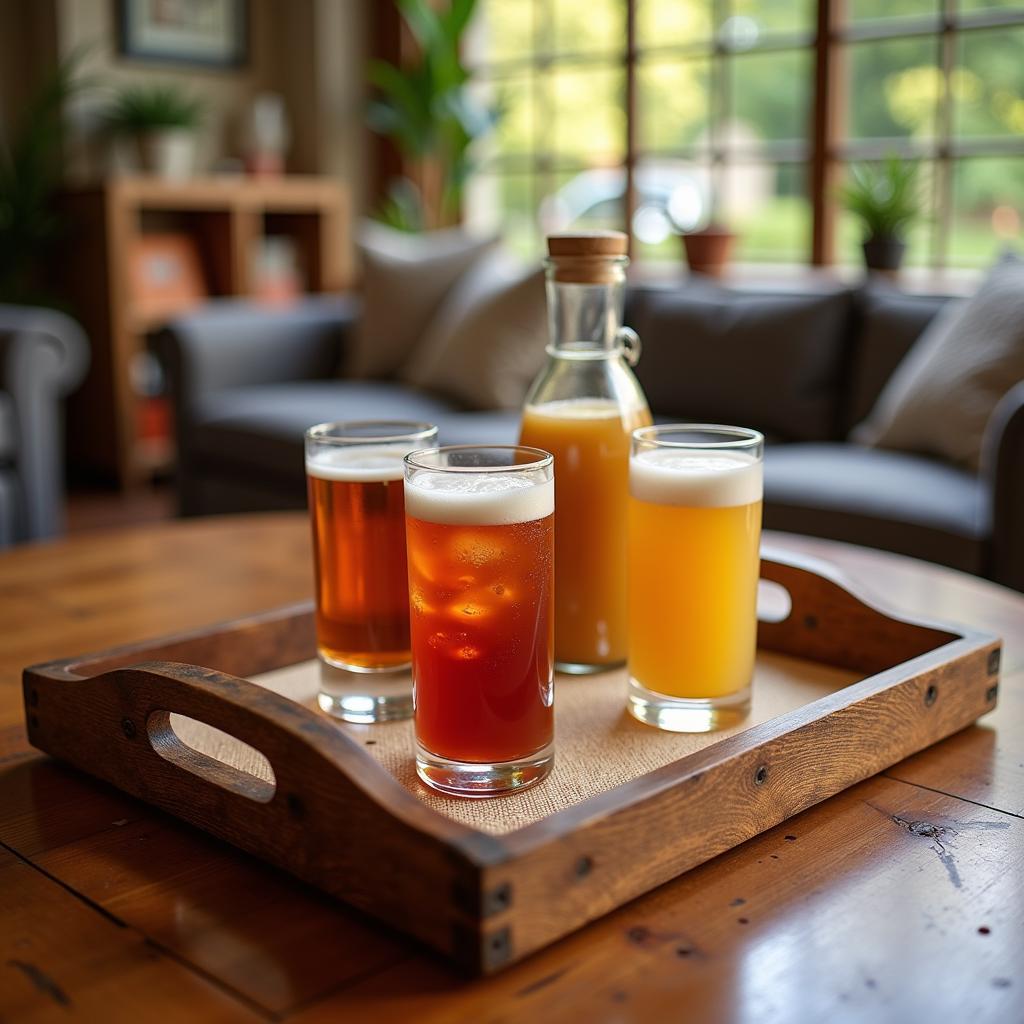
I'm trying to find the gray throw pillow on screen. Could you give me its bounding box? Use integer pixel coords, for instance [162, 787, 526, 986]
[347, 222, 497, 379]
[851, 257, 1024, 471]
[401, 248, 547, 410]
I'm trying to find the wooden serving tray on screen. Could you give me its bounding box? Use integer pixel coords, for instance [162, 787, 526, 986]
[23, 549, 1001, 975]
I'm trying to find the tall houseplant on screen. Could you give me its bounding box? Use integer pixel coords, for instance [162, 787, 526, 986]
[106, 85, 204, 179]
[367, 0, 497, 230]
[0, 51, 93, 305]
[840, 157, 921, 272]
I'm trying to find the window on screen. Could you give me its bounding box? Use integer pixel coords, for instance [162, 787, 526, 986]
[463, 0, 1024, 270]
[835, 2, 1024, 268]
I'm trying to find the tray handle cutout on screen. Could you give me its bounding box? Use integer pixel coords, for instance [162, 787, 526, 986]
[25, 658, 438, 844]
[147, 710, 277, 804]
[758, 551, 960, 674]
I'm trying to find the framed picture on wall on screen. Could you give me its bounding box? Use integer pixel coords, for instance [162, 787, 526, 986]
[117, 0, 248, 68]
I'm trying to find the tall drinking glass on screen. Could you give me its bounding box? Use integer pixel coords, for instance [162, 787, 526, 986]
[305, 420, 437, 722]
[404, 445, 555, 797]
[627, 425, 764, 733]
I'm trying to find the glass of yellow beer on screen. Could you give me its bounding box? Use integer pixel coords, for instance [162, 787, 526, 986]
[305, 420, 438, 723]
[627, 424, 764, 733]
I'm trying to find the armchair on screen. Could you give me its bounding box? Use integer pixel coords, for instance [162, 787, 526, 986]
[0, 306, 89, 545]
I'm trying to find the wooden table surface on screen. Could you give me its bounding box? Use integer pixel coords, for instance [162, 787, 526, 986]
[1, 513, 1021, 1023]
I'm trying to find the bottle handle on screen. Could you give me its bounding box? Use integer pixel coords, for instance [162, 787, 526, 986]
[618, 327, 642, 367]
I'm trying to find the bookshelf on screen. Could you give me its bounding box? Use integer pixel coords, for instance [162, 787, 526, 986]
[61, 175, 351, 487]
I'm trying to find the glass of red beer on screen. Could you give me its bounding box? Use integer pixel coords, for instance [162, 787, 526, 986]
[404, 445, 555, 797]
[305, 420, 437, 723]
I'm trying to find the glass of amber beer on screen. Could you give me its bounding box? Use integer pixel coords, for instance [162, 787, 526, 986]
[305, 420, 437, 723]
[404, 445, 555, 797]
[627, 425, 764, 733]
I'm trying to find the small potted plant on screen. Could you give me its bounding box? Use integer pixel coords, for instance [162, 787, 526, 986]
[681, 221, 736, 279]
[106, 85, 204, 179]
[840, 157, 921, 273]
[674, 177, 736, 279]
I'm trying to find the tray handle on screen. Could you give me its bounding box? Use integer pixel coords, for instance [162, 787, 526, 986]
[25, 659, 465, 846]
[759, 549, 961, 674]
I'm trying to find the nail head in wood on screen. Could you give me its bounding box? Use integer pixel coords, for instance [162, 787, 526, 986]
[986, 684, 998, 702]
[987, 649, 1000, 675]
[924, 684, 938, 707]
[754, 765, 768, 786]
[575, 855, 594, 878]
[482, 882, 512, 916]
[484, 927, 512, 970]
[121, 717, 136, 739]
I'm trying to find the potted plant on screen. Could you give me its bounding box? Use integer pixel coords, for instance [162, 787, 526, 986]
[840, 157, 921, 272]
[106, 85, 204, 180]
[0, 50, 94, 304]
[674, 176, 735, 279]
[681, 222, 736, 279]
[366, 0, 498, 230]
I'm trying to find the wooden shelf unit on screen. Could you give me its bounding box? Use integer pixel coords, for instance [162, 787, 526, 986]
[61, 175, 351, 487]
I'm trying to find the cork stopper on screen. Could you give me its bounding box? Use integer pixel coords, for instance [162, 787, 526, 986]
[547, 231, 629, 283]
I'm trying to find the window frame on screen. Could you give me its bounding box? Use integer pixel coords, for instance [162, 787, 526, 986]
[459, 0, 1024, 269]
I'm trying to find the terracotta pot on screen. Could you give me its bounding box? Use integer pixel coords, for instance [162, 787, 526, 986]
[862, 235, 906, 272]
[682, 227, 736, 279]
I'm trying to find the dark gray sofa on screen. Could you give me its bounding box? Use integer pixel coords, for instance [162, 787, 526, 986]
[160, 284, 1024, 592]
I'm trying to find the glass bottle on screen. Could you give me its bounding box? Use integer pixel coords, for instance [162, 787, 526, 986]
[519, 232, 651, 673]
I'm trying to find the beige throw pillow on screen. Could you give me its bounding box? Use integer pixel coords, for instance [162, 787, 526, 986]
[401, 249, 547, 410]
[851, 258, 1024, 471]
[347, 222, 497, 379]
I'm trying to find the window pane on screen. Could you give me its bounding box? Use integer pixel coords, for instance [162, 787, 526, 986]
[637, 0, 713, 49]
[638, 57, 710, 153]
[950, 158, 1024, 267]
[846, 0, 938, 22]
[488, 74, 535, 161]
[843, 38, 939, 140]
[954, 28, 1024, 138]
[551, 0, 622, 55]
[729, 0, 815, 37]
[722, 163, 810, 262]
[465, 173, 541, 258]
[540, 167, 629, 236]
[472, 0, 534, 64]
[546, 65, 626, 164]
[731, 49, 812, 145]
[958, 0, 1024, 12]
[835, 161, 935, 266]
[631, 157, 713, 263]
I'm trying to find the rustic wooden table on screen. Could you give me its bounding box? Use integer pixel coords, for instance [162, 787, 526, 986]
[1, 513, 1021, 1023]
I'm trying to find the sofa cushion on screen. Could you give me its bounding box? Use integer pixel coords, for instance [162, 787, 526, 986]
[348, 223, 497, 379]
[764, 442, 988, 572]
[190, 381, 521, 486]
[400, 248, 547, 410]
[628, 286, 854, 442]
[852, 257, 1024, 471]
[844, 288, 949, 431]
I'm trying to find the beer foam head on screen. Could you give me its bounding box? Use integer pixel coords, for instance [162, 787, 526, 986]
[405, 472, 554, 525]
[630, 448, 762, 507]
[305, 445, 410, 482]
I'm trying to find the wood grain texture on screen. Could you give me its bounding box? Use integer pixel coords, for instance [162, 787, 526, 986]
[22, 550, 1000, 973]
[0, 515, 1021, 1020]
[0, 845, 260, 1023]
[295, 776, 1023, 1024]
